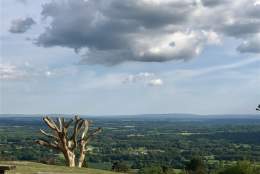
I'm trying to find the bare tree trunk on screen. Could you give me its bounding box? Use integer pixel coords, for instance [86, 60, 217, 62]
[78, 152, 86, 168]
[63, 150, 76, 167]
[77, 141, 87, 168]
[77, 125, 101, 168]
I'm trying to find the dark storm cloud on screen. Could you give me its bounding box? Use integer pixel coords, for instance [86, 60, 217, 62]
[9, 17, 35, 33]
[35, 0, 260, 65]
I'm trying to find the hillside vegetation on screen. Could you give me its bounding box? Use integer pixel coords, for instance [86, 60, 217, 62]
[0, 161, 122, 174]
[2, 117, 260, 173]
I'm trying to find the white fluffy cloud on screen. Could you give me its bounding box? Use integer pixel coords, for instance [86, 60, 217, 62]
[148, 79, 163, 86]
[33, 0, 260, 65]
[0, 0, 246, 65]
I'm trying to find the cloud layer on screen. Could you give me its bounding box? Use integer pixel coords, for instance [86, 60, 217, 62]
[123, 72, 163, 86]
[0, 62, 77, 81]
[34, 0, 260, 65]
[9, 17, 35, 33]
[0, 63, 27, 80]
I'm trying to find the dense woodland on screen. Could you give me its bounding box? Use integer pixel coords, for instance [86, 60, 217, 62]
[1, 115, 260, 173]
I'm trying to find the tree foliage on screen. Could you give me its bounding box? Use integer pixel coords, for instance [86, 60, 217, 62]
[111, 161, 130, 172]
[218, 161, 260, 174]
[185, 158, 207, 174]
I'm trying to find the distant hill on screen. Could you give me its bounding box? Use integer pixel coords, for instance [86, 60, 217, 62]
[0, 161, 122, 174]
[0, 113, 259, 119]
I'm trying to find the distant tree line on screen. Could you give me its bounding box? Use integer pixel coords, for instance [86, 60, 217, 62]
[111, 158, 260, 174]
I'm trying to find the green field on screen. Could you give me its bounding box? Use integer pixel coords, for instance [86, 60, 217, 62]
[0, 161, 122, 174]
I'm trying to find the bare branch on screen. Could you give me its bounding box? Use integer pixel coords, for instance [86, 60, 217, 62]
[61, 118, 65, 130]
[43, 117, 59, 131]
[57, 117, 63, 131]
[65, 118, 73, 128]
[40, 129, 59, 140]
[86, 127, 102, 142]
[35, 139, 59, 150]
[81, 120, 89, 140]
[70, 116, 84, 150]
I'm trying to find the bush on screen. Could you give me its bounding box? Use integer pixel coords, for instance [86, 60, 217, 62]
[138, 165, 175, 174]
[111, 161, 130, 172]
[185, 157, 207, 174]
[218, 161, 260, 174]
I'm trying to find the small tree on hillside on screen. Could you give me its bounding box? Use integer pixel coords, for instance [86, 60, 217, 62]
[185, 158, 207, 174]
[218, 161, 259, 174]
[35, 116, 101, 168]
[112, 161, 130, 172]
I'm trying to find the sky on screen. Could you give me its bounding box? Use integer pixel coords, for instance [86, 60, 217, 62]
[0, 0, 260, 115]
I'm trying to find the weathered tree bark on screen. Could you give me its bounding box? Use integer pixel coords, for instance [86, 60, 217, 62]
[35, 116, 101, 168]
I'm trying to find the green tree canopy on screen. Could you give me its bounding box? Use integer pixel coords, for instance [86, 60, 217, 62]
[218, 161, 260, 174]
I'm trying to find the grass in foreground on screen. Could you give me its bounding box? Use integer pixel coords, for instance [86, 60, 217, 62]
[0, 161, 122, 174]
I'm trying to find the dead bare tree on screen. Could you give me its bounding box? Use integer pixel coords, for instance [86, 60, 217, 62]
[35, 116, 101, 168]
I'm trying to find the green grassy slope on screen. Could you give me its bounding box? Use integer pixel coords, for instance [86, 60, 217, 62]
[0, 161, 123, 174]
